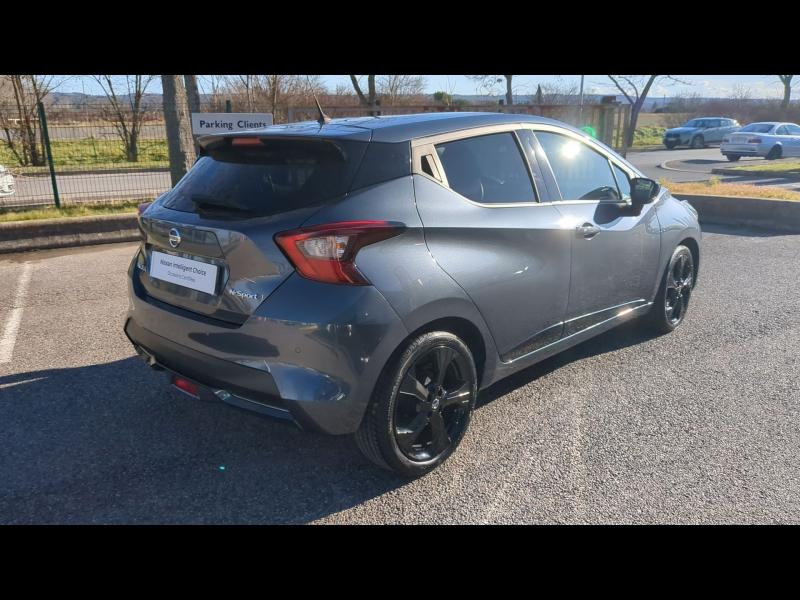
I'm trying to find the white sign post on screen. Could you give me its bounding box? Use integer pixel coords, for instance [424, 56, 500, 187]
[191, 113, 274, 136]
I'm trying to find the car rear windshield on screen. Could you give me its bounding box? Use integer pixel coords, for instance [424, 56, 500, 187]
[739, 123, 774, 133]
[162, 138, 369, 217]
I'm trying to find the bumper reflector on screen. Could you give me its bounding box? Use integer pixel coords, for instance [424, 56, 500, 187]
[173, 377, 200, 398]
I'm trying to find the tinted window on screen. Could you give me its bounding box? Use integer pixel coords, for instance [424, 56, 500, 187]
[786, 124, 800, 135]
[776, 126, 788, 135]
[536, 131, 620, 201]
[612, 164, 631, 200]
[435, 133, 535, 204]
[739, 123, 775, 133]
[163, 139, 367, 217]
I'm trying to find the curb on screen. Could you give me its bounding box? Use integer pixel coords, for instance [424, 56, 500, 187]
[710, 167, 800, 179]
[673, 193, 800, 232]
[0, 213, 141, 254]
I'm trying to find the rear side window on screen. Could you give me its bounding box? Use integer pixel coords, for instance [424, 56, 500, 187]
[536, 131, 621, 201]
[163, 139, 367, 217]
[435, 132, 536, 204]
[786, 124, 800, 135]
[739, 123, 775, 133]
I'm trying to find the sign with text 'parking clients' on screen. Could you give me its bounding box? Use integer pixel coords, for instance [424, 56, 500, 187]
[191, 113, 274, 135]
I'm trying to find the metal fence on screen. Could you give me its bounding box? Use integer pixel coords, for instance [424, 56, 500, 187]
[0, 102, 171, 210]
[0, 100, 630, 212]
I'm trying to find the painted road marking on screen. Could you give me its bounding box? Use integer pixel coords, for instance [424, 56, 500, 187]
[0, 263, 33, 365]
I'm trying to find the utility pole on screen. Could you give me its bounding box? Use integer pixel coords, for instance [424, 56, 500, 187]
[161, 75, 195, 187]
[578, 75, 585, 123]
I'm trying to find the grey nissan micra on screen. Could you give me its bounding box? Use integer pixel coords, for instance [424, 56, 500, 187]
[125, 112, 701, 477]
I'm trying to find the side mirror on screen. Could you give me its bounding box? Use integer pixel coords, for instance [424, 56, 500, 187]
[630, 177, 660, 205]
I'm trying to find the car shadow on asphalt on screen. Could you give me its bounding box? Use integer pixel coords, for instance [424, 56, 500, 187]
[476, 318, 659, 408]
[0, 319, 661, 525]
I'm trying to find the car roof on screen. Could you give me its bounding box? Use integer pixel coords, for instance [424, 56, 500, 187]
[199, 112, 579, 146]
[746, 121, 782, 126]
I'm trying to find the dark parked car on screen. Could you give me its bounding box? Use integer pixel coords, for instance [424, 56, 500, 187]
[126, 112, 701, 477]
[663, 117, 740, 149]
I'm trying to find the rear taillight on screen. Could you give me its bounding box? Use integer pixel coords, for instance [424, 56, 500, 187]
[275, 221, 404, 285]
[747, 137, 762, 144]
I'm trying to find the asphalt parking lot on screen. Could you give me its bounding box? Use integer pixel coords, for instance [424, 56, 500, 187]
[1, 226, 799, 524]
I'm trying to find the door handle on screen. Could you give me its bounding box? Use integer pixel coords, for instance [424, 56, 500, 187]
[577, 223, 600, 239]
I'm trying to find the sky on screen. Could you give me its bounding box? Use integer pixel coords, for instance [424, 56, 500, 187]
[53, 75, 794, 99]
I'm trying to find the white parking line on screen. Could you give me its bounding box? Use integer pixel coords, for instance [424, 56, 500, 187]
[0, 263, 33, 365]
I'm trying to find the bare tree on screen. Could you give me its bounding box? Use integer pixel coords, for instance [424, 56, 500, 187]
[93, 75, 156, 162]
[469, 75, 514, 105]
[161, 75, 194, 186]
[184, 75, 201, 113]
[377, 75, 427, 105]
[778, 75, 794, 110]
[0, 75, 57, 167]
[608, 75, 686, 147]
[349, 75, 377, 111]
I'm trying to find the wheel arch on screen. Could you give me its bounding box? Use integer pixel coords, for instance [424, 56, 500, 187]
[383, 315, 490, 390]
[679, 236, 700, 286]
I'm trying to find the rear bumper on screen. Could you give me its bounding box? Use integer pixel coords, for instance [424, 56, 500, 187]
[125, 262, 409, 435]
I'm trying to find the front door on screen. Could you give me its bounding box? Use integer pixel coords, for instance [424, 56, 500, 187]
[533, 130, 662, 335]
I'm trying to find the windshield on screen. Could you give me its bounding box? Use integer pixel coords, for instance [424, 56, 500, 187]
[739, 123, 775, 133]
[162, 139, 368, 217]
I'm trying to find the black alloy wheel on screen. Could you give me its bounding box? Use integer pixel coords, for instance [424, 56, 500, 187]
[355, 331, 477, 477]
[646, 245, 695, 334]
[393, 345, 473, 462]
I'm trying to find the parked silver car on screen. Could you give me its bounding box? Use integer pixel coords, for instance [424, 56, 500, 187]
[663, 117, 741, 149]
[0, 165, 15, 197]
[720, 121, 800, 161]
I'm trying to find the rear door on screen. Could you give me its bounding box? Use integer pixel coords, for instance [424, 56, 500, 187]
[777, 124, 800, 157]
[413, 126, 571, 362]
[532, 128, 661, 335]
[136, 136, 369, 324]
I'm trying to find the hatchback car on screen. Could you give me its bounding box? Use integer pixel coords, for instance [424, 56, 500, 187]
[663, 117, 740, 149]
[720, 121, 800, 161]
[125, 112, 701, 477]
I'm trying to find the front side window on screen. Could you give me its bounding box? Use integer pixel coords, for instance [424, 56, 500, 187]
[435, 132, 536, 204]
[535, 131, 621, 201]
[612, 164, 632, 200]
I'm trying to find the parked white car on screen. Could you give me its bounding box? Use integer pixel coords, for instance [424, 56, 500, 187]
[0, 165, 15, 197]
[720, 122, 800, 161]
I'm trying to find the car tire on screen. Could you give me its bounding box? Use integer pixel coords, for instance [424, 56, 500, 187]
[646, 245, 695, 335]
[664, 142, 677, 150]
[691, 135, 705, 149]
[725, 154, 741, 162]
[355, 331, 477, 478]
[766, 145, 782, 160]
